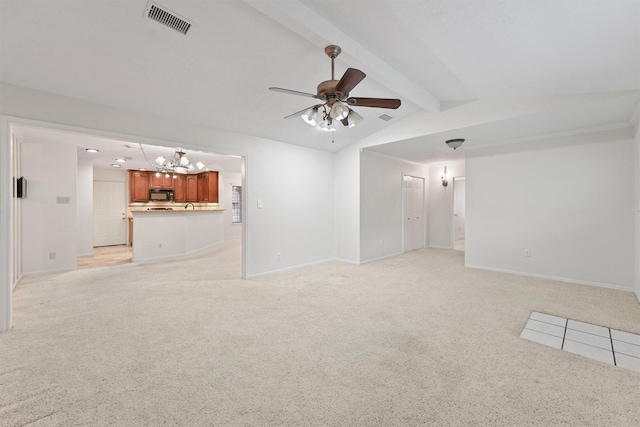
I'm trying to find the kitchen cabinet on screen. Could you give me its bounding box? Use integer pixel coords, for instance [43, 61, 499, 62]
[149, 172, 175, 189]
[186, 175, 198, 202]
[129, 171, 149, 202]
[197, 172, 218, 203]
[173, 175, 198, 202]
[174, 175, 186, 202]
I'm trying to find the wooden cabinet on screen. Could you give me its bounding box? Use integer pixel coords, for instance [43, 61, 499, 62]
[174, 175, 186, 202]
[149, 172, 175, 189]
[186, 175, 198, 202]
[171, 175, 198, 202]
[129, 171, 217, 204]
[197, 172, 218, 203]
[129, 171, 149, 202]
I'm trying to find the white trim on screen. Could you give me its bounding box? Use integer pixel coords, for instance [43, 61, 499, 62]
[360, 251, 403, 265]
[429, 244, 453, 250]
[245, 257, 339, 279]
[0, 116, 13, 332]
[464, 263, 634, 293]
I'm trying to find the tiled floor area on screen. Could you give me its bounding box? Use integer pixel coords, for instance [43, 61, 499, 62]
[521, 311, 640, 372]
[77, 245, 132, 269]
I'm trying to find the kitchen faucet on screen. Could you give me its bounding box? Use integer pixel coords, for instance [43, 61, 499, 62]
[185, 203, 195, 210]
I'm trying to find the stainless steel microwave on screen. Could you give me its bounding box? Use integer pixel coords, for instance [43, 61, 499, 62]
[149, 189, 174, 201]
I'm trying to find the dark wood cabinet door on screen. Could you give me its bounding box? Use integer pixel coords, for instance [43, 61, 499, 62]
[129, 171, 149, 202]
[186, 175, 198, 202]
[174, 175, 186, 202]
[150, 172, 176, 189]
[162, 174, 175, 189]
[197, 172, 219, 202]
[148, 172, 162, 189]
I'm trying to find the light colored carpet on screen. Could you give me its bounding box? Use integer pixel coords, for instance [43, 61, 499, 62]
[2, 238, 640, 426]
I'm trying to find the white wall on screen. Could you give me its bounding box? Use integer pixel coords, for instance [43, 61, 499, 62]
[77, 157, 93, 257]
[93, 168, 127, 182]
[360, 150, 429, 262]
[334, 145, 361, 263]
[428, 162, 465, 249]
[466, 127, 635, 291]
[221, 171, 242, 239]
[635, 122, 640, 301]
[0, 83, 335, 280]
[21, 142, 78, 274]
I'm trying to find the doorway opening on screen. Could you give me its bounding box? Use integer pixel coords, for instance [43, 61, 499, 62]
[10, 121, 247, 276]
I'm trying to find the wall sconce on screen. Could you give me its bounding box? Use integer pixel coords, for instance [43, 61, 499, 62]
[441, 166, 448, 187]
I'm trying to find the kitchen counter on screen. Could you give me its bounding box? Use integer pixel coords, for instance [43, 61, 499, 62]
[129, 206, 225, 212]
[128, 205, 224, 218]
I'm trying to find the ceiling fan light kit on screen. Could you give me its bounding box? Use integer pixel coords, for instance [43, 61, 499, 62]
[269, 45, 401, 132]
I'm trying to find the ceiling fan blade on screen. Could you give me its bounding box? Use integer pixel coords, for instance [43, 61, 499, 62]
[334, 68, 366, 97]
[269, 87, 319, 99]
[283, 104, 322, 119]
[347, 97, 401, 109]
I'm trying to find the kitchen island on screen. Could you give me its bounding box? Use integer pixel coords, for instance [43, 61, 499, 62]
[131, 207, 225, 262]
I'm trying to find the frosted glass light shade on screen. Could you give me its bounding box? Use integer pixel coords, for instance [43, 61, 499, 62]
[329, 102, 348, 120]
[302, 107, 319, 126]
[346, 110, 363, 127]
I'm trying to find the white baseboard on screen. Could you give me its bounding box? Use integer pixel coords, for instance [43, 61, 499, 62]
[464, 263, 634, 293]
[429, 245, 453, 250]
[360, 252, 403, 265]
[246, 257, 339, 278]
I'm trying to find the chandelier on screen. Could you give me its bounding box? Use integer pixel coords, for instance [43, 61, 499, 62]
[155, 148, 205, 175]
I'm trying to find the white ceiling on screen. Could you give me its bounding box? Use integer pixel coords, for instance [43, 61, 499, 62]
[1, 0, 639, 164]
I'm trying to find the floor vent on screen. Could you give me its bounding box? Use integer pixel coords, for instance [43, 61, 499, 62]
[145, 2, 192, 35]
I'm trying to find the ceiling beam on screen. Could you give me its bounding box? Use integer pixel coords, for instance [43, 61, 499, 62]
[243, 0, 441, 113]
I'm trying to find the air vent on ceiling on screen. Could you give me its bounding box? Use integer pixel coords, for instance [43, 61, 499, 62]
[145, 2, 192, 35]
[378, 114, 393, 122]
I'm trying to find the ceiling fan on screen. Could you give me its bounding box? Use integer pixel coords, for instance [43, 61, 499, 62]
[269, 45, 401, 131]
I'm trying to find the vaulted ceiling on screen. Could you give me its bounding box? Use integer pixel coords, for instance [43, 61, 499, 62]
[1, 0, 639, 165]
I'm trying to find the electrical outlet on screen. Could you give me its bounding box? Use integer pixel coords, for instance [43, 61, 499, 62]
[524, 249, 530, 257]
[49, 252, 56, 259]
[276, 252, 281, 261]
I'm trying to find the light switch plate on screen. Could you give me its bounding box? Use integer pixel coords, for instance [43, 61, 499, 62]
[257, 199, 263, 209]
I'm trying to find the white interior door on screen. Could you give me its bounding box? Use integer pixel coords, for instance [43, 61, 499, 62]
[453, 177, 466, 241]
[412, 177, 424, 250]
[94, 181, 126, 247]
[403, 176, 413, 253]
[403, 175, 425, 252]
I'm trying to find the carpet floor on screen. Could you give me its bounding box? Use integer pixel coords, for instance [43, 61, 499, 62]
[1, 238, 640, 426]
